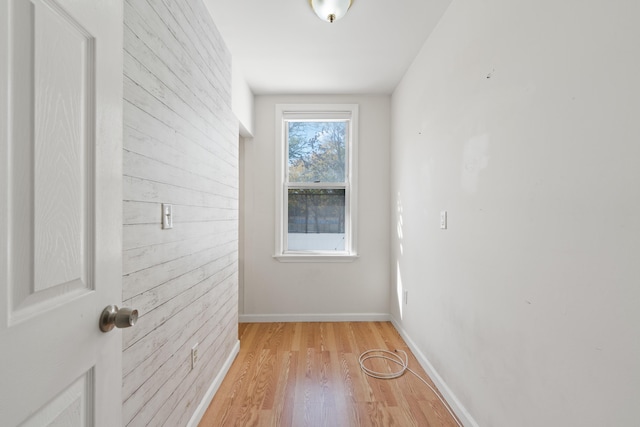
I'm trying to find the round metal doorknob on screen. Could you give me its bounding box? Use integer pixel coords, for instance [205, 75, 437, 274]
[99, 305, 138, 332]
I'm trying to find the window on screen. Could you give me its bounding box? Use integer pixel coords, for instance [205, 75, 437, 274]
[275, 104, 358, 261]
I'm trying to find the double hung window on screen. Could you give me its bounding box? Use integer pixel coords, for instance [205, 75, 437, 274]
[275, 104, 358, 261]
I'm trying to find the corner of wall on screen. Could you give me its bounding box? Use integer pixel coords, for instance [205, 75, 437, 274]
[186, 339, 240, 427]
[232, 60, 255, 138]
[389, 316, 479, 427]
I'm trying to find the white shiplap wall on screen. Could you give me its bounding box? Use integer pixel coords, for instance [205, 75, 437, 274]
[122, 0, 238, 425]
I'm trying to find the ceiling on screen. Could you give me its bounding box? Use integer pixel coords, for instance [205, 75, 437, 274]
[203, 0, 452, 95]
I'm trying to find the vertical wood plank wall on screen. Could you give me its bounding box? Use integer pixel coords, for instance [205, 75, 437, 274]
[122, 0, 238, 425]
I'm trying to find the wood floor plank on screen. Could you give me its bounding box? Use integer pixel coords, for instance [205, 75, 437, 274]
[199, 322, 460, 427]
[269, 350, 297, 426]
[334, 322, 353, 353]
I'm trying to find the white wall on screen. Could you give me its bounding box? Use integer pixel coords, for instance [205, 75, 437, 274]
[390, 0, 640, 426]
[232, 61, 255, 137]
[122, 0, 238, 425]
[242, 95, 390, 319]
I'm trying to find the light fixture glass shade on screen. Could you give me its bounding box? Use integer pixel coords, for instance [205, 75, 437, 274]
[310, 0, 352, 23]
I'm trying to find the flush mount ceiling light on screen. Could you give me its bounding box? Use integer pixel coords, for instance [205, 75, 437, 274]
[310, 0, 352, 23]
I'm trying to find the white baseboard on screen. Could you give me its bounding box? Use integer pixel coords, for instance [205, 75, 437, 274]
[390, 317, 479, 427]
[238, 313, 391, 323]
[187, 339, 240, 427]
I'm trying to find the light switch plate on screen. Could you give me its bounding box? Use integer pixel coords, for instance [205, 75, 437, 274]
[440, 210, 447, 229]
[162, 203, 173, 229]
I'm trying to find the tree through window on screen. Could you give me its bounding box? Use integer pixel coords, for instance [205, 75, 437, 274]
[276, 105, 358, 257]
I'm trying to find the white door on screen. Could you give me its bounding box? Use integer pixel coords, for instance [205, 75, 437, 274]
[0, 0, 123, 425]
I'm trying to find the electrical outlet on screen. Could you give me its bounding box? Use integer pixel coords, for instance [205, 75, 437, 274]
[191, 343, 199, 369]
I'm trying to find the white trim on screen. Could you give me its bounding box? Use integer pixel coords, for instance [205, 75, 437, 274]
[273, 253, 359, 263]
[285, 182, 347, 189]
[390, 317, 479, 427]
[282, 111, 353, 121]
[239, 313, 390, 323]
[186, 340, 240, 427]
[275, 103, 359, 258]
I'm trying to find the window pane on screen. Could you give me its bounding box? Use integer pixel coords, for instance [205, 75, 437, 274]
[288, 121, 346, 183]
[287, 189, 345, 251]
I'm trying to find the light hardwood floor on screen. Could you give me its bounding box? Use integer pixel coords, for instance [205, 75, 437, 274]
[199, 322, 460, 426]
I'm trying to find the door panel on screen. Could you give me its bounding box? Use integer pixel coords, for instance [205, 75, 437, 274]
[20, 370, 93, 427]
[0, 0, 123, 425]
[32, 0, 93, 295]
[10, 0, 94, 321]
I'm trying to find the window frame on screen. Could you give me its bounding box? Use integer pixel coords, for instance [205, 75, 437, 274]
[274, 104, 359, 262]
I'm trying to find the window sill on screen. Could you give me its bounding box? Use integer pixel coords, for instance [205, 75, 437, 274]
[273, 253, 359, 263]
